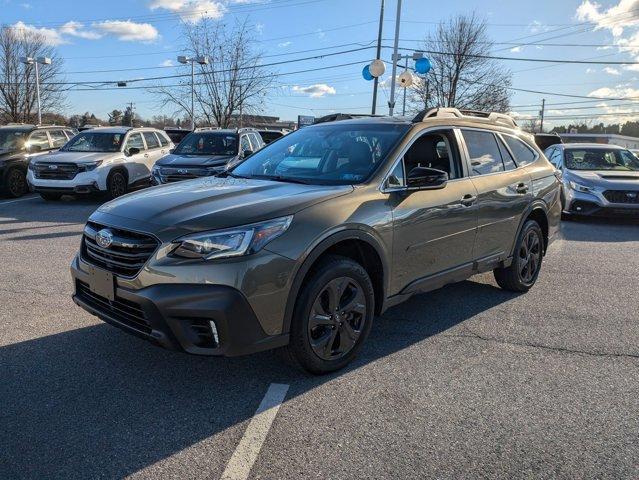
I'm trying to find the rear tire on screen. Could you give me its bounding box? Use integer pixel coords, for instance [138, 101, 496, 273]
[39, 192, 62, 201]
[286, 255, 374, 375]
[107, 170, 128, 199]
[494, 220, 544, 292]
[4, 168, 27, 198]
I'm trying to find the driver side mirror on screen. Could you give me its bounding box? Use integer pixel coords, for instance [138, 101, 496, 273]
[127, 147, 140, 156]
[406, 167, 448, 190]
[242, 149, 253, 158]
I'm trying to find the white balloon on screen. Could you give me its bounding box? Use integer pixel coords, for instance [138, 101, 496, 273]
[369, 59, 386, 78]
[398, 71, 414, 88]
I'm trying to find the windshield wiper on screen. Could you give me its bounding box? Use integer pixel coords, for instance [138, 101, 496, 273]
[258, 175, 312, 185]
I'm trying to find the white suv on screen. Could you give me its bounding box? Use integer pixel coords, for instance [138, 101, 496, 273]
[27, 126, 174, 200]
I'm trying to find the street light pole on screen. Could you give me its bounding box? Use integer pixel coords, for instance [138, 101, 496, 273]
[388, 0, 402, 116]
[402, 56, 408, 116]
[371, 0, 384, 115]
[178, 55, 209, 130]
[20, 56, 51, 125]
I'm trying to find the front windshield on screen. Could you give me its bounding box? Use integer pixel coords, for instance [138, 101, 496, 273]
[0, 130, 26, 152]
[175, 132, 238, 156]
[62, 132, 124, 153]
[565, 148, 639, 171]
[231, 123, 410, 185]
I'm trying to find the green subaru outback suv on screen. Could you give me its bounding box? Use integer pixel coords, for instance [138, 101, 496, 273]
[71, 108, 561, 374]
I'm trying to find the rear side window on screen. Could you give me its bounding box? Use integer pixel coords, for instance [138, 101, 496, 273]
[462, 130, 504, 176]
[156, 132, 169, 147]
[250, 133, 263, 149]
[143, 131, 160, 149]
[49, 130, 68, 148]
[28, 130, 51, 150]
[496, 135, 517, 170]
[504, 135, 537, 167]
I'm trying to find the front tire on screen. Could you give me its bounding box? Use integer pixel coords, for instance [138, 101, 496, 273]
[287, 255, 374, 374]
[4, 168, 27, 198]
[107, 170, 128, 199]
[494, 220, 544, 292]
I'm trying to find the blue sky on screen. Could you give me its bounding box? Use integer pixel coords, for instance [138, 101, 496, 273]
[3, 0, 639, 127]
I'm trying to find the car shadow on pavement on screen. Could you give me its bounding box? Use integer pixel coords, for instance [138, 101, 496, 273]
[559, 216, 639, 243]
[0, 279, 516, 479]
[0, 197, 103, 230]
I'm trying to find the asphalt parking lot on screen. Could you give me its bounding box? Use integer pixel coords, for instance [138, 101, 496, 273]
[1, 194, 638, 479]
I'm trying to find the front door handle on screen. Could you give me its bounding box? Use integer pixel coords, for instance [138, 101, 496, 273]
[460, 194, 477, 206]
[515, 182, 529, 194]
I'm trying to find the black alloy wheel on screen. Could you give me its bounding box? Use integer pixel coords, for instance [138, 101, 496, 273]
[107, 171, 127, 199]
[307, 276, 367, 361]
[6, 168, 26, 197]
[518, 228, 542, 284]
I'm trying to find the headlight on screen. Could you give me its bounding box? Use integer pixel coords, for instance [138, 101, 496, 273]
[171, 216, 293, 260]
[569, 181, 595, 193]
[80, 160, 103, 172]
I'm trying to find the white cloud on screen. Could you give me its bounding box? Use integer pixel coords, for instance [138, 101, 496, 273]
[9, 21, 66, 46]
[278, 41, 291, 48]
[586, 67, 596, 73]
[149, 0, 226, 23]
[59, 21, 102, 40]
[160, 59, 174, 67]
[93, 20, 159, 42]
[528, 20, 550, 34]
[589, 86, 639, 98]
[316, 28, 325, 39]
[575, 0, 639, 37]
[604, 66, 622, 75]
[19, 3, 31, 9]
[510, 46, 522, 53]
[292, 84, 336, 98]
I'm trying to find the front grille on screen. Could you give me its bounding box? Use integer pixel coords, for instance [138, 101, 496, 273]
[76, 280, 151, 335]
[603, 190, 639, 204]
[33, 162, 80, 180]
[81, 221, 159, 278]
[158, 167, 220, 183]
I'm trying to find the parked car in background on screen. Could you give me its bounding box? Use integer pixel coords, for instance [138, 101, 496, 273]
[534, 132, 563, 151]
[0, 124, 76, 197]
[151, 127, 264, 185]
[27, 126, 173, 200]
[545, 143, 639, 217]
[71, 108, 560, 374]
[78, 124, 102, 131]
[163, 127, 192, 145]
[257, 129, 288, 144]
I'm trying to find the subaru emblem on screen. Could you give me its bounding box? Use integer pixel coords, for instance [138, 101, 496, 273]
[627, 192, 637, 199]
[178, 169, 187, 174]
[48, 164, 58, 170]
[96, 229, 114, 249]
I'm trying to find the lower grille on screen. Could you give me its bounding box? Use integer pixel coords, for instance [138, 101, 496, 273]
[159, 167, 220, 183]
[33, 162, 80, 180]
[81, 222, 159, 278]
[76, 280, 151, 335]
[603, 190, 639, 204]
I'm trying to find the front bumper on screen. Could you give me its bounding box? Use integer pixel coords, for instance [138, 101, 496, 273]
[27, 169, 105, 192]
[70, 255, 289, 356]
[564, 187, 639, 216]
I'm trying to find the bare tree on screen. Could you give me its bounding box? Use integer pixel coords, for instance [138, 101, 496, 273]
[152, 19, 272, 128]
[521, 117, 541, 134]
[411, 13, 512, 114]
[0, 25, 66, 124]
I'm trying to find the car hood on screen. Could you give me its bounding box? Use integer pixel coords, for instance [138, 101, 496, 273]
[156, 153, 236, 167]
[32, 151, 122, 164]
[93, 176, 353, 239]
[568, 170, 639, 189]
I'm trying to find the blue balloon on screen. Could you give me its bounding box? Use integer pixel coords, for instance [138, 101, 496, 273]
[362, 65, 374, 81]
[415, 57, 432, 75]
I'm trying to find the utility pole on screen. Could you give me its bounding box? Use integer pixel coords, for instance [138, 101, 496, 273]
[540, 98, 546, 133]
[388, 0, 402, 116]
[239, 85, 243, 128]
[402, 56, 408, 116]
[127, 102, 135, 127]
[371, 0, 384, 115]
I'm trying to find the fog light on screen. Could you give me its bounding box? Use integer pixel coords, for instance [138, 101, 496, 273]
[209, 321, 219, 346]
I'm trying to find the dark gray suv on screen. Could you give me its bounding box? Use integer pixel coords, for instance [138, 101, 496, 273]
[71, 108, 561, 374]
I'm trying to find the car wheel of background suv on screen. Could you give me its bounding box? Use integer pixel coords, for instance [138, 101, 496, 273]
[287, 255, 374, 374]
[107, 170, 128, 199]
[493, 219, 544, 292]
[4, 168, 27, 198]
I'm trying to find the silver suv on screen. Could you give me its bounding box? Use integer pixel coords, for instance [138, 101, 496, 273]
[71, 109, 561, 374]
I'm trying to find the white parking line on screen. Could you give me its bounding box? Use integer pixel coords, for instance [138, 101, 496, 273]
[221, 383, 290, 480]
[0, 195, 39, 206]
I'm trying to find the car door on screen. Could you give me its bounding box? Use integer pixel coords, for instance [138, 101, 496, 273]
[48, 129, 68, 150]
[388, 128, 479, 293]
[26, 130, 52, 161]
[142, 131, 163, 172]
[123, 132, 147, 182]
[460, 129, 533, 262]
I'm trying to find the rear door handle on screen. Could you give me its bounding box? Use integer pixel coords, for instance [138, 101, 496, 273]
[515, 182, 529, 194]
[460, 194, 477, 206]
[144, 153, 149, 158]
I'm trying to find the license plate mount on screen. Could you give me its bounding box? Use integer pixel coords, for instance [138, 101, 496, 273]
[88, 265, 115, 301]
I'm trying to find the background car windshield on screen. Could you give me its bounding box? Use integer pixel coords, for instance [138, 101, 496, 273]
[0, 130, 26, 152]
[63, 132, 124, 152]
[175, 133, 238, 155]
[564, 148, 639, 171]
[231, 123, 410, 185]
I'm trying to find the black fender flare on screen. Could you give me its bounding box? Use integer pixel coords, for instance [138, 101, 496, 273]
[511, 199, 550, 257]
[280, 227, 389, 334]
[106, 165, 130, 186]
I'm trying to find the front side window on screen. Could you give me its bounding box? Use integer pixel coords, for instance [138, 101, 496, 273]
[403, 130, 461, 180]
[462, 130, 504, 176]
[0, 130, 26, 152]
[28, 131, 51, 151]
[174, 133, 238, 156]
[503, 135, 537, 166]
[125, 133, 145, 152]
[564, 148, 639, 171]
[232, 123, 410, 185]
[62, 132, 124, 152]
[49, 130, 68, 148]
